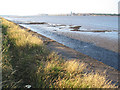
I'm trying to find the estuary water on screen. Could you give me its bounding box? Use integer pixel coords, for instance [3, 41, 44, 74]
[4, 15, 118, 30]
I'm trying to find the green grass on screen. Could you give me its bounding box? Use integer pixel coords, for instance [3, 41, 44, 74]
[1, 18, 118, 88]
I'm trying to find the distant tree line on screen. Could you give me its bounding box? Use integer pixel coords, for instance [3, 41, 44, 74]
[92, 13, 120, 16]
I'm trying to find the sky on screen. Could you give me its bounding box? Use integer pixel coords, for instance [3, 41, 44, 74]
[0, 0, 119, 15]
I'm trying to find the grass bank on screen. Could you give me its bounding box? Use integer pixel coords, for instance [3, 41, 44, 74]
[1, 18, 117, 88]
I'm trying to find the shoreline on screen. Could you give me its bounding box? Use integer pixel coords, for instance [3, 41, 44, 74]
[18, 23, 119, 84]
[2, 18, 119, 88]
[18, 22, 118, 52]
[19, 23, 118, 70]
[3, 17, 119, 85]
[4, 16, 118, 70]
[56, 31, 118, 53]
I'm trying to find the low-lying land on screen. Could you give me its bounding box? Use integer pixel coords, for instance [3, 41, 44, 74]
[1, 18, 118, 88]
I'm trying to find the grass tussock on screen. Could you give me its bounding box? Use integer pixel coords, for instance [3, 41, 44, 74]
[1, 18, 117, 88]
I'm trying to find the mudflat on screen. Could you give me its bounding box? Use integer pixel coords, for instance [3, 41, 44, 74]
[57, 31, 118, 53]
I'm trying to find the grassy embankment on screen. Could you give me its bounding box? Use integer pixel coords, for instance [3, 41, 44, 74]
[1, 18, 117, 88]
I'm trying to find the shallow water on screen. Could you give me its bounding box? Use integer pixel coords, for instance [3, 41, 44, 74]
[4, 15, 118, 31]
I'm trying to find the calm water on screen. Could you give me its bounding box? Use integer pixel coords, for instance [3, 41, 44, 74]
[4, 16, 118, 30]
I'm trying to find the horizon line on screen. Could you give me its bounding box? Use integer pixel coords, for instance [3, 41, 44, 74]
[0, 12, 119, 16]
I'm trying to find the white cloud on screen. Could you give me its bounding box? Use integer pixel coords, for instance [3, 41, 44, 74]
[0, 0, 119, 15]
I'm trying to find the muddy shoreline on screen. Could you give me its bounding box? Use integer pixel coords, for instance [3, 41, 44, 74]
[6, 19, 119, 70]
[19, 24, 118, 71]
[17, 24, 119, 85]
[17, 21, 118, 52]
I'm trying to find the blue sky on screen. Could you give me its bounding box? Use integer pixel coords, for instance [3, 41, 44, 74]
[0, 0, 119, 15]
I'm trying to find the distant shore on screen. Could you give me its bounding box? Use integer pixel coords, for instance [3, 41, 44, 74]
[38, 13, 120, 16]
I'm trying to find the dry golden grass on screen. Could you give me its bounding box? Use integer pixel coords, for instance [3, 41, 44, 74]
[2, 18, 43, 47]
[64, 60, 87, 74]
[81, 72, 115, 88]
[53, 60, 117, 88]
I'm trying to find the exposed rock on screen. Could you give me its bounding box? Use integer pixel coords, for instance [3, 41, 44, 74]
[57, 24, 66, 26]
[29, 22, 48, 24]
[71, 30, 81, 31]
[70, 26, 81, 30]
